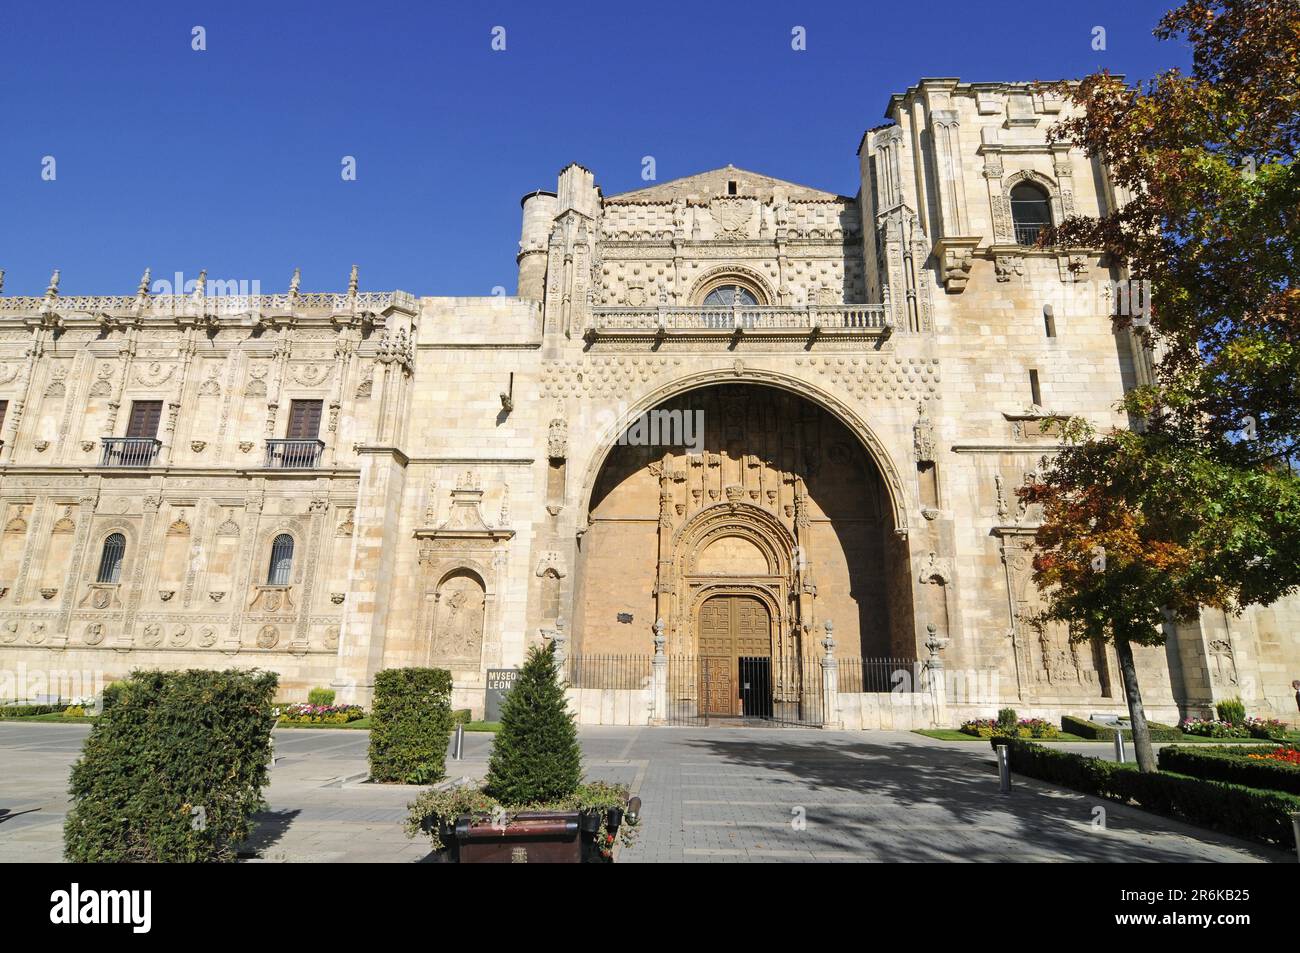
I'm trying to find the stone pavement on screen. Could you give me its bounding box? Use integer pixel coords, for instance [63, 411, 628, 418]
[0, 723, 1290, 863]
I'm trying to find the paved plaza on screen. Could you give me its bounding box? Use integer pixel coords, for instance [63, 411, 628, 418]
[0, 722, 1290, 863]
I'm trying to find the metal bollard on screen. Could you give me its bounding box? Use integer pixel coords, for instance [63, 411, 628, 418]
[996, 744, 1011, 795]
[1113, 731, 1126, 764]
[1291, 813, 1300, 865]
[453, 722, 464, 761]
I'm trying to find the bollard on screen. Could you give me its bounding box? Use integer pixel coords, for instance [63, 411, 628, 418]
[453, 722, 464, 761]
[1291, 813, 1300, 865]
[1113, 731, 1126, 764]
[996, 744, 1011, 795]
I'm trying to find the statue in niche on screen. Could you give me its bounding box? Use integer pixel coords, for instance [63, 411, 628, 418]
[434, 573, 485, 662]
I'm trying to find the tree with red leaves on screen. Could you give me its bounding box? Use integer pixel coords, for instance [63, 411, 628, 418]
[1025, 1, 1300, 771]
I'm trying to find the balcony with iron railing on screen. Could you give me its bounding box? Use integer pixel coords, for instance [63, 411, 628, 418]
[1014, 222, 1047, 247]
[100, 437, 161, 467]
[264, 439, 324, 469]
[584, 303, 891, 346]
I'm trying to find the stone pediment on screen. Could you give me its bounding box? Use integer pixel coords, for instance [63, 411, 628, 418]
[606, 165, 851, 204]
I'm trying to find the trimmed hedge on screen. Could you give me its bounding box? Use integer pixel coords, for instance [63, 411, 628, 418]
[993, 738, 1300, 850]
[1157, 745, 1300, 796]
[64, 668, 278, 862]
[100, 680, 129, 713]
[1061, 714, 1182, 742]
[0, 704, 65, 718]
[368, 668, 453, 784]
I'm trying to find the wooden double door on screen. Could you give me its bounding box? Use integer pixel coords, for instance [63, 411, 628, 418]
[697, 594, 772, 716]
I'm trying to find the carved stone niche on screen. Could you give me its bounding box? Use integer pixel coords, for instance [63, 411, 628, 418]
[249, 585, 295, 613]
[414, 471, 514, 671]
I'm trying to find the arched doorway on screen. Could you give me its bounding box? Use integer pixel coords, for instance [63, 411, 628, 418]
[698, 593, 773, 716]
[573, 383, 915, 684]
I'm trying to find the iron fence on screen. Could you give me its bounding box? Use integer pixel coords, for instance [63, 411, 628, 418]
[564, 653, 920, 727]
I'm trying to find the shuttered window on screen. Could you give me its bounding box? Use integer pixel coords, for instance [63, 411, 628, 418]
[267, 534, 294, 585]
[126, 401, 163, 439]
[286, 400, 323, 439]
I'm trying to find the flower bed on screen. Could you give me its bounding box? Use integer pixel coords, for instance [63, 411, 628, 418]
[1157, 744, 1300, 795]
[1244, 717, 1291, 741]
[1248, 746, 1300, 767]
[960, 717, 1059, 740]
[274, 703, 366, 725]
[1180, 718, 1250, 738]
[1181, 715, 1290, 740]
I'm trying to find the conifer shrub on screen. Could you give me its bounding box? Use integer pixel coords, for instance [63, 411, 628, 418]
[64, 668, 278, 862]
[484, 644, 581, 805]
[1216, 697, 1247, 726]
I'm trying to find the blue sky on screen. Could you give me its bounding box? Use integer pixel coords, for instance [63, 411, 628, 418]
[0, 0, 1186, 297]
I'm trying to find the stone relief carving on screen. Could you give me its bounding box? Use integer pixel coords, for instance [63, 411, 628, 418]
[547, 416, 568, 460]
[1209, 637, 1239, 687]
[432, 572, 486, 663]
[134, 362, 175, 388]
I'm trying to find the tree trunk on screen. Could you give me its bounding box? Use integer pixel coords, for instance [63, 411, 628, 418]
[1113, 635, 1156, 772]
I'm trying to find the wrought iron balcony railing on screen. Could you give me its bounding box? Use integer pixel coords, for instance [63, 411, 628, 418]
[265, 439, 324, 469]
[100, 437, 160, 468]
[585, 303, 890, 344]
[1014, 222, 1047, 247]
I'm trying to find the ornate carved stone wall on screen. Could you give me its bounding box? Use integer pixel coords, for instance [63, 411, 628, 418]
[3, 78, 1297, 721]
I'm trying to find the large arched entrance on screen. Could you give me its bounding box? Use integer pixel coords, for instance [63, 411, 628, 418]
[572, 382, 915, 720]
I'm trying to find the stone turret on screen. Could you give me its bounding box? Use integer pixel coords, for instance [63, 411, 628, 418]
[517, 189, 556, 300]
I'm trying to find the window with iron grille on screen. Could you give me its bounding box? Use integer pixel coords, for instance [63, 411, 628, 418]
[97, 533, 126, 584]
[126, 401, 163, 438]
[286, 400, 323, 439]
[267, 534, 294, 585]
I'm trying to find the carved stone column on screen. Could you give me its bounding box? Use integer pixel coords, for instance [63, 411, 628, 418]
[118, 493, 163, 651]
[820, 620, 841, 729]
[651, 617, 667, 725]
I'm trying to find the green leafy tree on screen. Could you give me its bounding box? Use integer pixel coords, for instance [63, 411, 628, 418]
[484, 644, 582, 805]
[1023, 423, 1300, 770]
[1023, 0, 1300, 771]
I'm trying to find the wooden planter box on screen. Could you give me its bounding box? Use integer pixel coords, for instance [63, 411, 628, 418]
[426, 808, 627, 863]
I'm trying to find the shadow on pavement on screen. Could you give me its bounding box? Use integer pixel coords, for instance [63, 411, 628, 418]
[673, 733, 1284, 863]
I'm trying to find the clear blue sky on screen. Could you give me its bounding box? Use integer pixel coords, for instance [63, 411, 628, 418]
[0, 0, 1185, 297]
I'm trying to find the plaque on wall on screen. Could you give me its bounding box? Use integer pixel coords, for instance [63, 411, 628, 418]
[485, 668, 520, 722]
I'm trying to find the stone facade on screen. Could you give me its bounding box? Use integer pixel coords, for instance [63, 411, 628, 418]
[2, 78, 1297, 725]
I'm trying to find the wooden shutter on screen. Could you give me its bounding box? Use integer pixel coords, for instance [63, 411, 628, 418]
[286, 400, 323, 439]
[126, 401, 163, 438]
